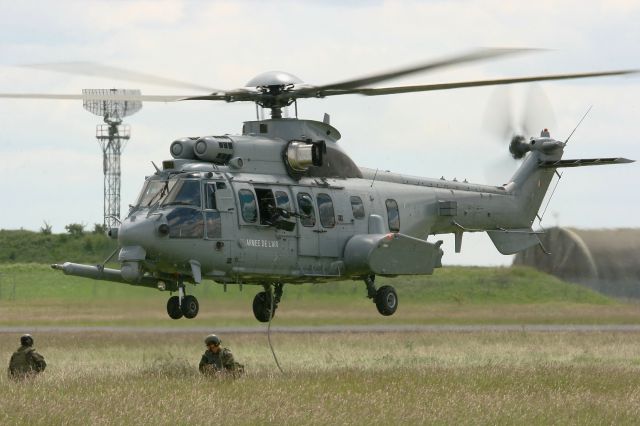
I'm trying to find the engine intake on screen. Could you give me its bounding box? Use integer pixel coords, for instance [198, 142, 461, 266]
[170, 137, 198, 159]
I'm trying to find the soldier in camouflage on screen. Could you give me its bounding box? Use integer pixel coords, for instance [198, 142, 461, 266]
[8, 334, 47, 380]
[199, 334, 244, 377]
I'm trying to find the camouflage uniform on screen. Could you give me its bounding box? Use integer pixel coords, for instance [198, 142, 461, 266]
[199, 347, 243, 377]
[8, 345, 47, 379]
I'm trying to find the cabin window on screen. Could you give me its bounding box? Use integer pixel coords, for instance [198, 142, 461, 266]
[297, 192, 316, 227]
[275, 191, 291, 211]
[163, 179, 201, 208]
[385, 199, 400, 232]
[205, 183, 217, 210]
[350, 196, 365, 219]
[317, 193, 336, 228]
[238, 189, 257, 223]
[166, 207, 204, 239]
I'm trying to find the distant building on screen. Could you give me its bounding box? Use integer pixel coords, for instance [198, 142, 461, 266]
[513, 227, 640, 298]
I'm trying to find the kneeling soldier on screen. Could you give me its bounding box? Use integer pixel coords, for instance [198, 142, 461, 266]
[8, 334, 47, 380]
[199, 334, 244, 377]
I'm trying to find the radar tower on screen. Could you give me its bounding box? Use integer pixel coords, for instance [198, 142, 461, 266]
[82, 89, 142, 229]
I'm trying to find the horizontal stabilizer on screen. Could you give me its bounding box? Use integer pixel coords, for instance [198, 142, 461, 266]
[487, 228, 541, 255]
[539, 157, 634, 168]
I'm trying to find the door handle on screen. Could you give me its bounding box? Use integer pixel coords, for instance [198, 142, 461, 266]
[313, 229, 327, 233]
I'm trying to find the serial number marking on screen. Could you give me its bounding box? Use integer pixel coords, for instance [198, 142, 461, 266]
[246, 239, 279, 248]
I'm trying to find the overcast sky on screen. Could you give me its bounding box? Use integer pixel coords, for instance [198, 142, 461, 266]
[0, 0, 638, 266]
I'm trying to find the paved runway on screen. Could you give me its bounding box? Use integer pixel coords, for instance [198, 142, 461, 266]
[2, 324, 640, 334]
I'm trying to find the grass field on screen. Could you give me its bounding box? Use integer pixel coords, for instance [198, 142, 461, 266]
[2, 331, 640, 425]
[2, 262, 640, 424]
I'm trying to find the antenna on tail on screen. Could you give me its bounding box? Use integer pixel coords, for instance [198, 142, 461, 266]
[564, 106, 592, 145]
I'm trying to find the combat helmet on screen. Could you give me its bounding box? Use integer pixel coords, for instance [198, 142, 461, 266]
[20, 334, 34, 347]
[204, 334, 221, 346]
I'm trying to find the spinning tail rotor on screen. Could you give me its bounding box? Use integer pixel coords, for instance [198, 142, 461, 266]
[485, 84, 558, 160]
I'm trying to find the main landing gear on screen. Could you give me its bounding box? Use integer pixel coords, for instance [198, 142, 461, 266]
[253, 283, 284, 323]
[166, 280, 199, 320]
[365, 274, 398, 316]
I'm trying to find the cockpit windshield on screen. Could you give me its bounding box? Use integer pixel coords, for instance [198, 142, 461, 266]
[162, 179, 201, 208]
[135, 179, 174, 208]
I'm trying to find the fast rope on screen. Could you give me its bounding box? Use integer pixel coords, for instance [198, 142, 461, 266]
[267, 287, 284, 373]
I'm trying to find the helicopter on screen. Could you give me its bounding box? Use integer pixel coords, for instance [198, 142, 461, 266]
[0, 48, 635, 322]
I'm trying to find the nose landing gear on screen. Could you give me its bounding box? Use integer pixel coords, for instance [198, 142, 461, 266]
[165, 279, 200, 320]
[365, 274, 398, 316]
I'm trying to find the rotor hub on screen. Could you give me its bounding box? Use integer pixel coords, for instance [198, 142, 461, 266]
[246, 71, 304, 114]
[246, 71, 303, 88]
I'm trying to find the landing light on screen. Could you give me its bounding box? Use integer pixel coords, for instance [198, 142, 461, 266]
[157, 281, 166, 291]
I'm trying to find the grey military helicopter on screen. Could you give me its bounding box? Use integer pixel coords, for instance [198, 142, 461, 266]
[1, 48, 635, 322]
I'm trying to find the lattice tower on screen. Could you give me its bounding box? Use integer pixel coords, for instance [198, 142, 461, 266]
[82, 89, 142, 228]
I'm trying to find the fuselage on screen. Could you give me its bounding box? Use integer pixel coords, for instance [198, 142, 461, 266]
[115, 118, 560, 288]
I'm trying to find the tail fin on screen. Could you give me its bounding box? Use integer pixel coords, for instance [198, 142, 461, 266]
[488, 136, 634, 254]
[486, 136, 564, 255]
[506, 137, 564, 225]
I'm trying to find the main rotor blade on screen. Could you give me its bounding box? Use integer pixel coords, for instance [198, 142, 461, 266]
[0, 93, 191, 102]
[181, 88, 259, 102]
[19, 62, 218, 93]
[325, 69, 638, 97]
[299, 48, 538, 95]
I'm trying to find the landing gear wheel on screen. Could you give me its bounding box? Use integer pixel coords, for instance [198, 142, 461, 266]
[167, 296, 183, 320]
[375, 285, 398, 316]
[181, 295, 199, 319]
[252, 291, 275, 323]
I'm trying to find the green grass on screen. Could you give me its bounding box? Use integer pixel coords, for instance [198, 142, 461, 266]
[0, 262, 611, 304]
[1, 262, 636, 327]
[2, 331, 640, 425]
[0, 228, 612, 305]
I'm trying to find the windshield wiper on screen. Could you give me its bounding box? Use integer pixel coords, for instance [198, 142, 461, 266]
[146, 181, 169, 207]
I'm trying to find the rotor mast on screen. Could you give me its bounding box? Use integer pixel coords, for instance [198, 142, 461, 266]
[82, 89, 142, 229]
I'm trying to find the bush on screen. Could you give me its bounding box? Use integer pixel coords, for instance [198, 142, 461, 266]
[93, 223, 108, 235]
[65, 223, 85, 237]
[40, 221, 52, 235]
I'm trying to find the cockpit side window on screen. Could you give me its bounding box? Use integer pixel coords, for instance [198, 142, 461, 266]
[204, 211, 221, 238]
[163, 179, 202, 208]
[205, 183, 217, 210]
[167, 208, 204, 239]
[238, 189, 258, 223]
